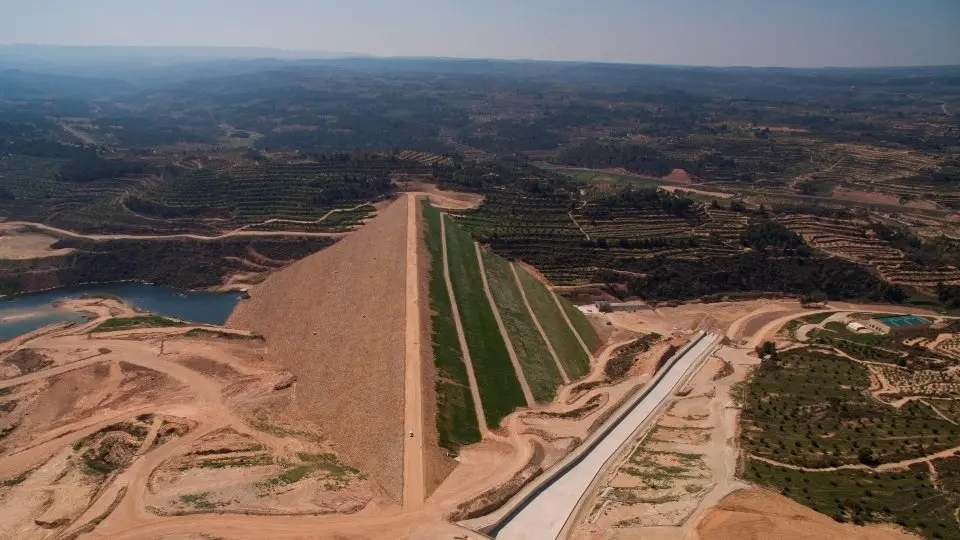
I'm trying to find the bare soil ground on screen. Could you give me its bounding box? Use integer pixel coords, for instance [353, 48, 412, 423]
[0, 298, 375, 540]
[0, 224, 75, 260]
[4, 220, 942, 540]
[696, 489, 916, 540]
[832, 187, 905, 206]
[574, 347, 756, 537]
[659, 185, 735, 199]
[663, 169, 695, 184]
[228, 197, 408, 503]
[397, 182, 485, 210]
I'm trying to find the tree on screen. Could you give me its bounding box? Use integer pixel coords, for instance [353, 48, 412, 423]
[756, 341, 779, 369]
[801, 290, 828, 307]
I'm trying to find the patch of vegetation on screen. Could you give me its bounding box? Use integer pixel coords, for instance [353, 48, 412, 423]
[1, 471, 29, 487]
[515, 267, 591, 379]
[178, 492, 216, 509]
[262, 452, 360, 489]
[2, 236, 335, 295]
[605, 333, 661, 381]
[3, 348, 53, 374]
[782, 311, 837, 335]
[444, 213, 526, 428]
[193, 455, 273, 469]
[0, 424, 18, 440]
[183, 328, 262, 340]
[248, 409, 323, 442]
[422, 201, 481, 451]
[746, 459, 958, 538]
[481, 250, 562, 402]
[741, 348, 960, 468]
[557, 296, 601, 353]
[91, 315, 187, 332]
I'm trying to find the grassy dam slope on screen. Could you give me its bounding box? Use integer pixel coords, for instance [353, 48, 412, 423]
[558, 294, 601, 353]
[422, 202, 481, 450]
[515, 268, 591, 380]
[480, 250, 563, 402]
[443, 214, 526, 428]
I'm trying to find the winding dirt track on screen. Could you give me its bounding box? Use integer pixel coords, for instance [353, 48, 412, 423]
[402, 194, 426, 509]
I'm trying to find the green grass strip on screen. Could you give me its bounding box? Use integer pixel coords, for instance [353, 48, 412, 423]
[422, 202, 480, 450]
[481, 250, 562, 402]
[515, 268, 590, 379]
[557, 294, 601, 353]
[444, 214, 525, 428]
[91, 315, 186, 332]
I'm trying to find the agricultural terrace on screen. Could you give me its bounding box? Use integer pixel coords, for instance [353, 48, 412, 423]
[740, 345, 960, 537]
[421, 201, 481, 450]
[458, 188, 744, 285]
[514, 268, 591, 380]
[480, 250, 563, 402]
[745, 460, 958, 537]
[741, 348, 960, 469]
[443, 213, 526, 428]
[775, 214, 960, 292]
[127, 161, 395, 233]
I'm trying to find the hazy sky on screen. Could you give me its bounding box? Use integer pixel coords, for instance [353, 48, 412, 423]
[2, 0, 959, 67]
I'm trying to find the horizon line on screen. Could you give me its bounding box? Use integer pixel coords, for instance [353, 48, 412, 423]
[2, 42, 960, 71]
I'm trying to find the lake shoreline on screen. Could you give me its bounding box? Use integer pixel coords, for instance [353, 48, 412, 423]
[0, 283, 242, 340]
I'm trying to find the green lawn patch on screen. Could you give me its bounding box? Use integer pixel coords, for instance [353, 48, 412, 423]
[782, 311, 836, 336]
[422, 202, 481, 450]
[444, 213, 526, 428]
[515, 267, 590, 379]
[481, 250, 562, 402]
[92, 315, 186, 332]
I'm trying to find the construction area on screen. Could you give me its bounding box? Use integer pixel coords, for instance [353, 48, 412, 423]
[0, 192, 947, 540]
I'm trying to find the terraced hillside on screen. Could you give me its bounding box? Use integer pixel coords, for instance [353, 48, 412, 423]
[458, 187, 745, 285]
[126, 161, 394, 233]
[740, 314, 960, 538]
[776, 214, 960, 292]
[423, 201, 600, 439]
[0, 153, 428, 235]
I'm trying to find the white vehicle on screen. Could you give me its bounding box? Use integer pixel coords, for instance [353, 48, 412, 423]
[409, 431, 414, 438]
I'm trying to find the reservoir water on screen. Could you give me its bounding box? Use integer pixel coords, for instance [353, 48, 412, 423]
[0, 283, 242, 340]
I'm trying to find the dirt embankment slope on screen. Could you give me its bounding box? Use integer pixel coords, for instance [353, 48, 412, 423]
[228, 198, 408, 502]
[697, 489, 917, 540]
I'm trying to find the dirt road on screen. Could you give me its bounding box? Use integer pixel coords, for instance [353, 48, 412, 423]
[403, 194, 426, 509]
[1, 221, 347, 242]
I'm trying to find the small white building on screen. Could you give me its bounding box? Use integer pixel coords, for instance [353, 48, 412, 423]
[846, 321, 872, 334]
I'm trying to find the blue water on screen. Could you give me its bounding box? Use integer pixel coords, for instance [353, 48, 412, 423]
[0, 283, 242, 340]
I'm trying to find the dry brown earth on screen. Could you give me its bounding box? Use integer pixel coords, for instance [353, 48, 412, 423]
[697, 489, 917, 540]
[228, 198, 408, 502]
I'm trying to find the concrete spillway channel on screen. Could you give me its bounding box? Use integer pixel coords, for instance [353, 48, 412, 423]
[467, 331, 721, 540]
